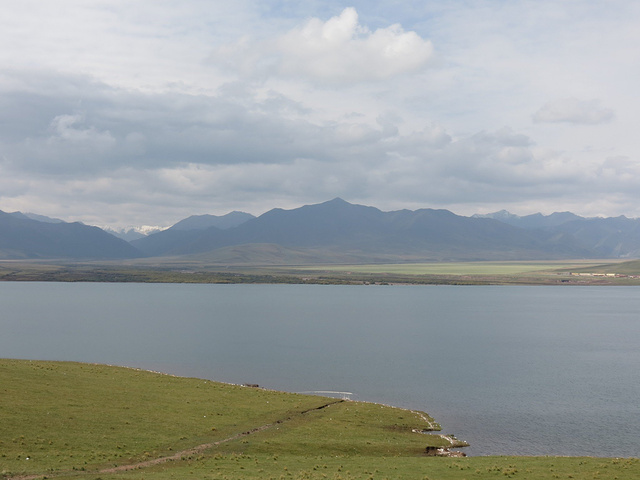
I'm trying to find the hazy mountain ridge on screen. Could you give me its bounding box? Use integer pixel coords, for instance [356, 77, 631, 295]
[169, 211, 256, 231]
[9, 211, 65, 224]
[108, 211, 255, 244]
[544, 216, 640, 258]
[477, 210, 640, 258]
[473, 210, 584, 228]
[0, 210, 141, 260]
[133, 198, 596, 262]
[4, 200, 640, 262]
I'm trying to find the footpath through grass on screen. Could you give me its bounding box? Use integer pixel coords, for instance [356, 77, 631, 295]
[1, 359, 639, 480]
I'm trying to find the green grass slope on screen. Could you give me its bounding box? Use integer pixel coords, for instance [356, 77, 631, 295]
[1, 360, 638, 480]
[0, 360, 444, 479]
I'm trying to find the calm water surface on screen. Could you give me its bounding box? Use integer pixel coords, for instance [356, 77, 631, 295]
[1, 282, 639, 457]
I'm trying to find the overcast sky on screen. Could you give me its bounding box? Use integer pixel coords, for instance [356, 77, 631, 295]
[2, 1, 639, 229]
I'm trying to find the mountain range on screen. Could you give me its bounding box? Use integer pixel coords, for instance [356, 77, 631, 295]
[0, 210, 140, 260]
[3, 199, 640, 262]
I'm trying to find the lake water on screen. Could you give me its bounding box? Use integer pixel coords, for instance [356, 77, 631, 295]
[1, 282, 639, 457]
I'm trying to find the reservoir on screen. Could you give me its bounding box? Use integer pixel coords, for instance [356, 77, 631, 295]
[1, 282, 638, 457]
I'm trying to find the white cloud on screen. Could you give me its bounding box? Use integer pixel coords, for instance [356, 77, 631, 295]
[215, 7, 434, 84]
[280, 8, 433, 82]
[533, 98, 614, 125]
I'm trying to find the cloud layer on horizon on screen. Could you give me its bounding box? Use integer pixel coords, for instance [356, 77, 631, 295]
[1, 1, 639, 228]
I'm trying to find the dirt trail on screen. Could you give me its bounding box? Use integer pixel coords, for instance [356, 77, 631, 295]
[7, 400, 343, 480]
[99, 423, 273, 473]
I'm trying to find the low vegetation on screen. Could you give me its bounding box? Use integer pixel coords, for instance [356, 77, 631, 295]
[2, 259, 640, 285]
[1, 360, 638, 480]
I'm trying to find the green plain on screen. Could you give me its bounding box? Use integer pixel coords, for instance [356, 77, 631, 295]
[1, 359, 638, 480]
[292, 261, 583, 275]
[5, 258, 640, 286]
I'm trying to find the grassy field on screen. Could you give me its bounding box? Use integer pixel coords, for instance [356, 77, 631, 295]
[82, 454, 640, 480]
[5, 259, 640, 286]
[291, 261, 596, 276]
[288, 259, 640, 285]
[1, 360, 639, 480]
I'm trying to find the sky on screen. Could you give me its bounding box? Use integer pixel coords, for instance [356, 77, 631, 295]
[1, 0, 639, 229]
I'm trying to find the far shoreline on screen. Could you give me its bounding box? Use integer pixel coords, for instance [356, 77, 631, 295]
[2, 258, 640, 285]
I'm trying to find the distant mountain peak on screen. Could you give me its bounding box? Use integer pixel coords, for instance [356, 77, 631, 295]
[325, 197, 349, 204]
[306, 197, 353, 210]
[473, 210, 520, 220]
[105, 226, 165, 242]
[474, 210, 584, 229]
